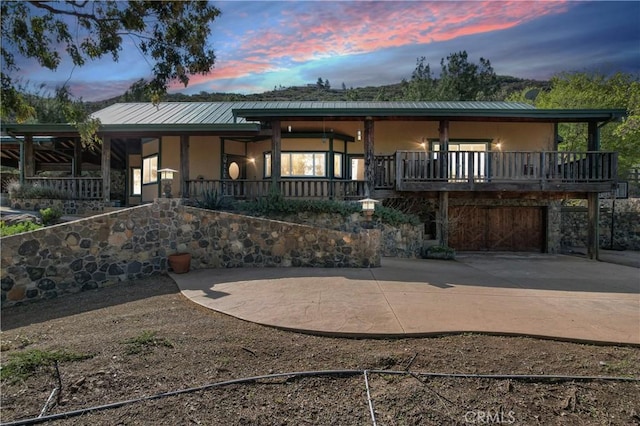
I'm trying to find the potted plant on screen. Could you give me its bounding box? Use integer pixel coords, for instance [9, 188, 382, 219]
[168, 252, 191, 273]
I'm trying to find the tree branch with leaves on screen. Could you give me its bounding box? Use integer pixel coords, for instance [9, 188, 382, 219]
[1, 0, 221, 142]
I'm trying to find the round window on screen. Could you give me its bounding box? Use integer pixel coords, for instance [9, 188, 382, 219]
[228, 162, 240, 180]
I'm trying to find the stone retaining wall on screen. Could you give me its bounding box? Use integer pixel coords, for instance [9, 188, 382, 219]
[561, 198, 640, 250]
[1, 199, 380, 307]
[276, 212, 423, 258]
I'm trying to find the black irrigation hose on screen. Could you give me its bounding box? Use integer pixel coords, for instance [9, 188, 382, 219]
[3, 369, 638, 426]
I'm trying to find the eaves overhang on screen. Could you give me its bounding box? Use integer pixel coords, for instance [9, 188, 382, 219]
[0, 122, 262, 137]
[234, 107, 628, 123]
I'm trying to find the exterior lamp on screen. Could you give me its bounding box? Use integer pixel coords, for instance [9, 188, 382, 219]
[158, 168, 178, 198]
[358, 198, 379, 221]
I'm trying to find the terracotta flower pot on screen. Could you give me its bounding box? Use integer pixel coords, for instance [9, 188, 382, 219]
[168, 253, 191, 274]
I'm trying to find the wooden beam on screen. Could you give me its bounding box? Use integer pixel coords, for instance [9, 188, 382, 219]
[439, 120, 449, 179]
[364, 118, 374, 196]
[180, 135, 190, 198]
[438, 191, 449, 247]
[587, 191, 599, 260]
[102, 137, 111, 202]
[271, 120, 281, 192]
[73, 138, 82, 177]
[587, 121, 600, 151]
[24, 135, 34, 178]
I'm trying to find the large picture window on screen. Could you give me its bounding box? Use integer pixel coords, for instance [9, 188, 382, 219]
[143, 155, 158, 184]
[265, 152, 327, 177]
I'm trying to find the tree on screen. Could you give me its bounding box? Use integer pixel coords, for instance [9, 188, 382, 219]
[401, 56, 436, 101]
[1, 1, 221, 129]
[437, 51, 498, 101]
[516, 72, 640, 174]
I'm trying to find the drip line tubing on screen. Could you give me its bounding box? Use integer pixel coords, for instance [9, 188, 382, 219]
[3, 369, 637, 426]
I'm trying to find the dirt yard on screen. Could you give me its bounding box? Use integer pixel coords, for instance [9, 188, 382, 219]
[1, 274, 639, 425]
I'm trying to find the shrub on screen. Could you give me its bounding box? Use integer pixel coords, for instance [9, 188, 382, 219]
[196, 189, 235, 211]
[7, 182, 70, 200]
[39, 207, 62, 225]
[238, 189, 421, 226]
[0, 221, 43, 237]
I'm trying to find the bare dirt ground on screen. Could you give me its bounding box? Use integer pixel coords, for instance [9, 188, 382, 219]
[1, 274, 639, 425]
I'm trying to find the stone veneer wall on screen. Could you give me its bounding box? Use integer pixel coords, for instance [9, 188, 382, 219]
[10, 198, 105, 215]
[1, 199, 380, 307]
[276, 212, 423, 258]
[561, 198, 640, 250]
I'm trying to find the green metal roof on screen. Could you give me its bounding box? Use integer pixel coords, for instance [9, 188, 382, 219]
[231, 101, 626, 122]
[0, 101, 627, 137]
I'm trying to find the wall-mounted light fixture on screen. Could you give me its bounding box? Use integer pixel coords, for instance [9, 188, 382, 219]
[357, 130, 362, 141]
[287, 125, 292, 133]
[358, 197, 379, 221]
[158, 168, 178, 198]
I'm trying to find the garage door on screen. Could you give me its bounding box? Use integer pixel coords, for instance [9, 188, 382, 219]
[449, 206, 544, 252]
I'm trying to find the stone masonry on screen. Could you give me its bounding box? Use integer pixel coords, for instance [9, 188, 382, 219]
[1, 199, 381, 307]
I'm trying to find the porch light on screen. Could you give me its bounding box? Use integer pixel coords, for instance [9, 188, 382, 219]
[358, 198, 379, 221]
[158, 168, 178, 198]
[357, 130, 362, 141]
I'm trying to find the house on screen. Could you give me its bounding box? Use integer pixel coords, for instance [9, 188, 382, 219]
[1, 101, 625, 258]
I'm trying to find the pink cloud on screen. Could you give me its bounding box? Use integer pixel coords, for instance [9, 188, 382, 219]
[176, 1, 570, 87]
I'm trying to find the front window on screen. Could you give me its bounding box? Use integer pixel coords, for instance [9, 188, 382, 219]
[131, 167, 142, 195]
[265, 152, 327, 177]
[143, 155, 158, 184]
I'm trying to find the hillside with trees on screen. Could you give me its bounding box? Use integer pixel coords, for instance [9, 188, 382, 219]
[87, 51, 551, 111]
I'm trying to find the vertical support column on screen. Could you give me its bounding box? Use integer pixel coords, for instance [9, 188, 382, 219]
[24, 135, 34, 178]
[73, 138, 82, 177]
[364, 118, 374, 196]
[587, 192, 599, 260]
[102, 137, 111, 203]
[180, 135, 189, 198]
[271, 120, 281, 193]
[328, 136, 334, 199]
[438, 191, 449, 247]
[439, 120, 449, 179]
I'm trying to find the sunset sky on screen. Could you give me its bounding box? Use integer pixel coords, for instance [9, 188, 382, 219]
[12, 1, 640, 101]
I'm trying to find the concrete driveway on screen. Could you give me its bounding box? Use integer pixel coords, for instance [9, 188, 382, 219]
[172, 254, 640, 345]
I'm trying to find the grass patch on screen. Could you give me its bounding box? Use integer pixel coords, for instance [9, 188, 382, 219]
[123, 331, 173, 355]
[0, 349, 92, 384]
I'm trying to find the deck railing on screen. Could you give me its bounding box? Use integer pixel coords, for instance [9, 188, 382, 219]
[24, 177, 103, 200]
[187, 179, 366, 201]
[396, 150, 617, 189]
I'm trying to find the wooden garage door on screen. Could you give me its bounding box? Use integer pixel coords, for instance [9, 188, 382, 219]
[449, 206, 544, 252]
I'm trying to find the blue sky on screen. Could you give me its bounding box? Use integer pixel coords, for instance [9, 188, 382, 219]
[10, 1, 640, 101]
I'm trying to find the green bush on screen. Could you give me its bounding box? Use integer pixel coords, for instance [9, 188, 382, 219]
[238, 189, 421, 226]
[39, 207, 62, 225]
[0, 221, 43, 237]
[7, 182, 70, 200]
[196, 189, 235, 211]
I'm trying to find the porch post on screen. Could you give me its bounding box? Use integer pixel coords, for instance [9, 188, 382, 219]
[180, 135, 190, 198]
[271, 120, 281, 193]
[587, 120, 600, 260]
[24, 135, 34, 178]
[587, 121, 600, 151]
[101, 137, 111, 203]
[73, 138, 82, 177]
[438, 191, 449, 247]
[587, 192, 599, 260]
[439, 120, 449, 179]
[364, 117, 374, 196]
